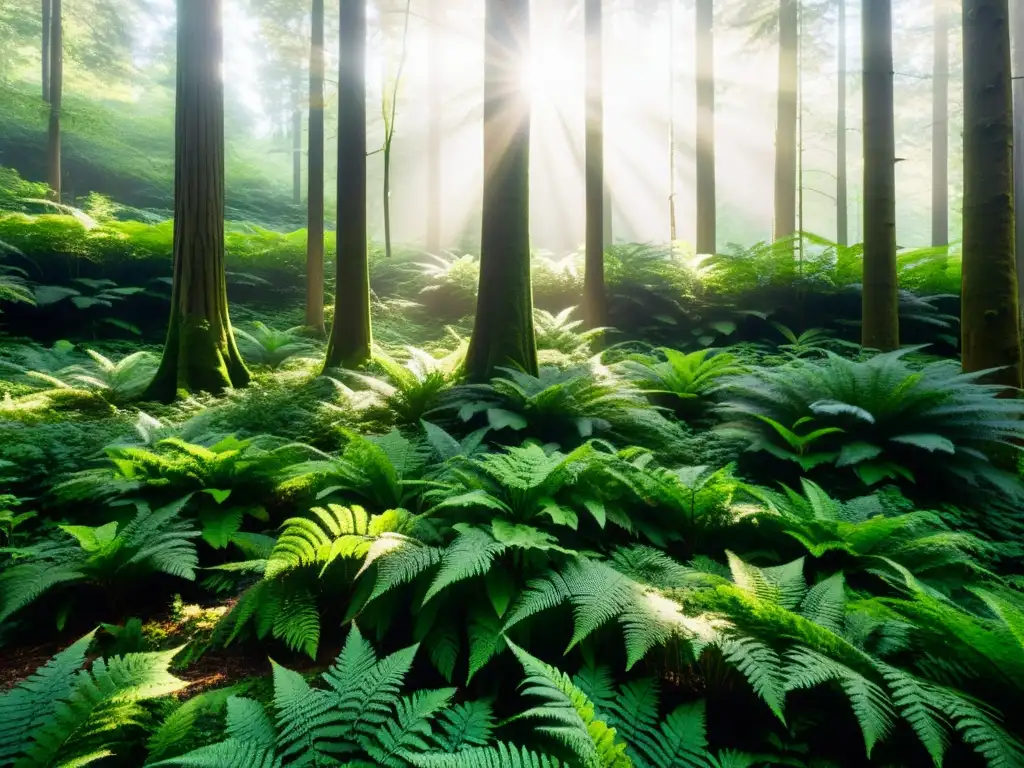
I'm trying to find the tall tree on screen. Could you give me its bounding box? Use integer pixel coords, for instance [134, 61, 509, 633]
[1012, 0, 1024, 312]
[146, 0, 250, 401]
[932, 0, 949, 246]
[773, 0, 798, 241]
[306, 0, 325, 336]
[583, 0, 605, 328]
[41, 0, 50, 101]
[962, 0, 1022, 386]
[836, 0, 847, 245]
[695, 0, 716, 254]
[426, 0, 442, 253]
[46, 0, 62, 200]
[324, 0, 371, 369]
[465, 0, 537, 381]
[861, 0, 899, 351]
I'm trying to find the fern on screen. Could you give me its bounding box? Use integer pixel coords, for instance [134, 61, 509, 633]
[2, 639, 187, 767]
[406, 743, 567, 768]
[574, 665, 710, 768]
[508, 641, 631, 768]
[783, 646, 895, 757]
[504, 555, 701, 669]
[713, 635, 787, 723]
[0, 498, 199, 625]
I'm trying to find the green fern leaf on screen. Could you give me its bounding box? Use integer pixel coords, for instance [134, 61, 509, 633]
[423, 527, 506, 604]
[0, 630, 94, 764]
[271, 660, 335, 762]
[149, 739, 281, 767]
[715, 636, 787, 724]
[784, 647, 894, 757]
[433, 701, 495, 752]
[799, 572, 847, 633]
[362, 688, 456, 767]
[508, 641, 631, 768]
[726, 551, 806, 610]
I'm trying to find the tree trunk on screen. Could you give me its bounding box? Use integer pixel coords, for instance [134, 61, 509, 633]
[426, 0, 442, 253]
[306, 0, 326, 336]
[292, 71, 302, 206]
[583, 0, 605, 328]
[861, 0, 899, 351]
[962, 0, 1022, 386]
[774, 0, 798, 241]
[47, 0, 62, 201]
[41, 0, 51, 102]
[465, 0, 537, 381]
[324, 0, 372, 369]
[145, 0, 250, 401]
[932, 0, 949, 246]
[837, 0, 848, 246]
[1011, 0, 1024, 314]
[695, 0, 716, 254]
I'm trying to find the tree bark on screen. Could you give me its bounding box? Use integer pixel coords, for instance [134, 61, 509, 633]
[583, 0, 606, 328]
[1011, 0, 1024, 314]
[932, 0, 949, 246]
[426, 0, 442, 253]
[324, 0, 372, 369]
[146, 0, 250, 401]
[861, 0, 899, 351]
[465, 0, 537, 381]
[292, 71, 302, 206]
[695, 0, 716, 254]
[306, 0, 326, 336]
[837, 0, 848, 246]
[774, 0, 798, 241]
[962, 0, 1022, 386]
[46, 0, 62, 201]
[41, 0, 51, 102]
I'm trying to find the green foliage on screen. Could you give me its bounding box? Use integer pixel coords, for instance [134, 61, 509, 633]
[718, 348, 1024, 502]
[156, 625, 558, 767]
[0, 630, 187, 766]
[533, 307, 605, 366]
[443, 362, 690, 453]
[613, 347, 745, 423]
[0, 497, 199, 625]
[233, 322, 321, 369]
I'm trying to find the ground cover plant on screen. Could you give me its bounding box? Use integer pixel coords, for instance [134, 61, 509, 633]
[2, 0, 1024, 764]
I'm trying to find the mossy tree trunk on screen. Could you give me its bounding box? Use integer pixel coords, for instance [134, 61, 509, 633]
[837, 0, 848, 246]
[1012, 0, 1024, 315]
[962, 0, 1022, 386]
[932, 0, 949, 247]
[306, 0, 326, 337]
[773, 0, 798, 242]
[145, 0, 250, 402]
[324, 0, 371, 369]
[41, 0, 51, 102]
[695, 0, 716, 255]
[46, 0, 61, 201]
[861, 0, 899, 351]
[465, 0, 537, 381]
[583, 0, 606, 329]
[426, 0, 442, 253]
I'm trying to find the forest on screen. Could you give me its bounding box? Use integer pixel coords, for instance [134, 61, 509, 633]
[1, 0, 1023, 765]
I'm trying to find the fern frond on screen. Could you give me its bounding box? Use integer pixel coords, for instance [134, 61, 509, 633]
[21, 647, 187, 767]
[726, 551, 806, 610]
[433, 701, 495, 752]
[0, 631, 94, 764]
[149, 739, 280, 767]
[508, 641, 631, 768]
[362, 688, 456, 767]
[714, 636, 787, 723]
[423, 527, 507, 603]
[784, 646, 894, 757]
